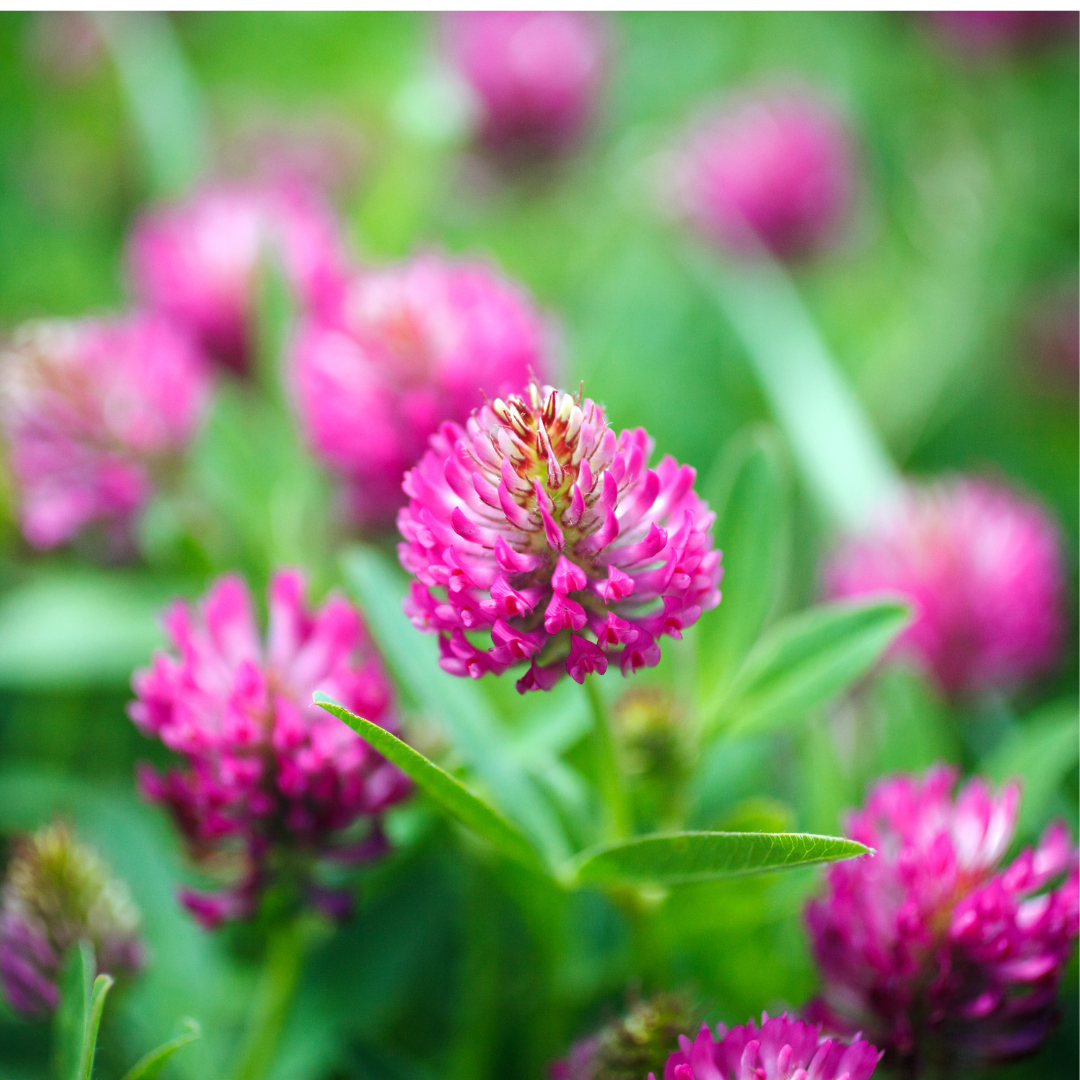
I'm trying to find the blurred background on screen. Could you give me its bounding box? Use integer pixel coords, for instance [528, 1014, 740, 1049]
[0, 11, 1075, 1080]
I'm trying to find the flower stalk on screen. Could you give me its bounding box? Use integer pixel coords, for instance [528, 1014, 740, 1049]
[229, 917, 308, 1080]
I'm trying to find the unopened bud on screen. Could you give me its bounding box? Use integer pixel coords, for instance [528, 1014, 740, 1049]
[0, 823, 143, 1017]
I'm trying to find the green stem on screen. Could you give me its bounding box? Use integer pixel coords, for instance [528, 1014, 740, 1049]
[585, 677, 631, 841]
[229, 919, 306, 1080]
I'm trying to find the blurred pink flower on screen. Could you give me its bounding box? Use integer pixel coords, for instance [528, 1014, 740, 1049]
[1026, 282, 1079, 395]
[397, 380, 721, 692]
[129, 570, 409, 927]
[806, 767, 1079, 1068]
[291, 253, 550, 528]
[654, 1013, 881, 1080]
[127, 183, 346, 371]
[0, 315, 210, 550]
[823, 477, 1066, 699]
[216, 111, 366, 198]
[668, 88, 856, 260]
[931, 11, 1078, 54]
[444, 11, 607, 159]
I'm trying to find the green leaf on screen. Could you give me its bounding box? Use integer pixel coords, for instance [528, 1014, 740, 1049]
[76, 974, 114, 1080]
[984, 700, 1079, 842]
[706, 599, 911, 737]
[0, 571, 174, 688]
[55, 941, 95, 1080]
[684, 243, 901, 527]
[316, 695, 549, 875]
[340, 546, 570, 863]
[92, 13, 209, 195]
[699, 424, 790, 694]
[120, 1020, 202, 1080]
[567, 830, 869, 887]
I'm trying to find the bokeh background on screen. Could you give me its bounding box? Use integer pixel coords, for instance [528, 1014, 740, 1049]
[0, 11, 1075, 1080]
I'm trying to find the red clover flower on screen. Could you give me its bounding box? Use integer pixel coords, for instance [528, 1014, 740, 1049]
[805, 767, 1079, 1068]
[129, 570, 409, 927]
[0, 315, 211, 551]
[823, 477, 1066, 699]
[397, 380, 721, 692]
[292, 253, 550, 528]
[654, 1013, 881, 1080]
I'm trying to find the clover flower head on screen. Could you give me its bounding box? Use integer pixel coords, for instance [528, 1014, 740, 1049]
[129, 570, 409, 927]
[0, 823, 143, 1017]
[292, 253, 550, 527]
[806, 767, 1079, 1067]
[551, 992, 700, 1080]
[127, 182, 346, 371]
[667, 87, 855, 260]
[823, 477, 1066, 698]
[443, 10, 607, 159]
[397, 380, 721, 692]
[0, 315, 211, 550]
[654, 1013, 881, 1080]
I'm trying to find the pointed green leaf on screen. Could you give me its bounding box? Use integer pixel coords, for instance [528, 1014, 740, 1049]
[567, 830, 869, 887]
[55, 941, 95, 1080]
[707, 599, 911, 737]
[699, 424, 790, 694]
[341, 546, 570, 863]
[316, 695, 548, 875]
[684, 242, 900, 527]
[985, 700, 1079, 842]
[93, 13, 209, 195]
[76, 974, 114, 1080]
[120, 1019, 201, 1080]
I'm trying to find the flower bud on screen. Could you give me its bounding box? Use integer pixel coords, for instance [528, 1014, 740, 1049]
[0, 824, 143, 1018]
[552, 993, 700, 1080]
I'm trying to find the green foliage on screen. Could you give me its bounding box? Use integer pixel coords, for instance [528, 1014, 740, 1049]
[55, 939, 200, 1080]
[55, 942, 96, 1080]
[699, 424, 791, 698]
[568, 831, 869, 887]
[985, 700, 1080, 844]
[341, 546, 571, 863]
[705, 599, 911, 737]
[685, 246, 901, 528]
[316, 695, 550, 875]
[0, 571, 172, 689]
[76, 973, 114, 1080]
[119, 1021, 202, 1080]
